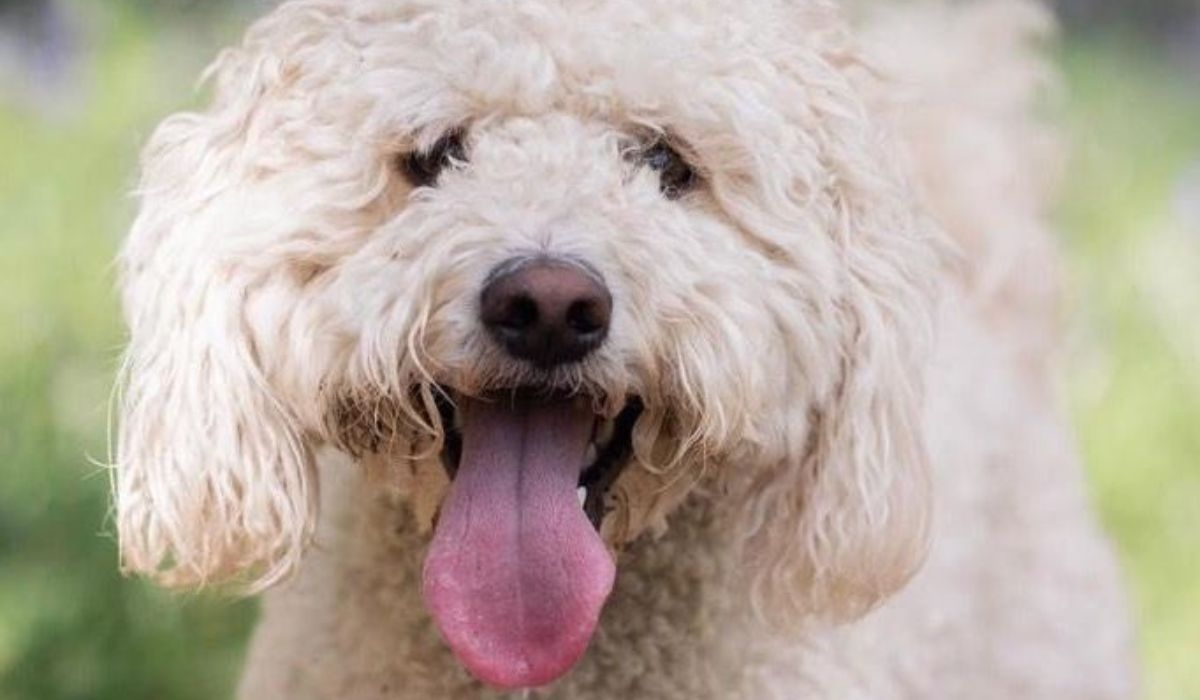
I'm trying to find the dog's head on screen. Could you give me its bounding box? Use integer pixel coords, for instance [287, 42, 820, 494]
[116, 0, 939, 689]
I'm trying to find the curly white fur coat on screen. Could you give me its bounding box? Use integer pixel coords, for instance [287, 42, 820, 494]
[113, 0, 1136, 697]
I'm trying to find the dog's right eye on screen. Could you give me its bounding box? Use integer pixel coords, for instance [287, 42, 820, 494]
[638, 140, 698, 200]
[399, 131, 467, 188]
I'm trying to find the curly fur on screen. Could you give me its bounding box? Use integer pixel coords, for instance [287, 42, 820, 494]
[113, 0, 1136, 697]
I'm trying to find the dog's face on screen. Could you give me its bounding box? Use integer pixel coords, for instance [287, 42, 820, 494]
[116, 0, 938, 689]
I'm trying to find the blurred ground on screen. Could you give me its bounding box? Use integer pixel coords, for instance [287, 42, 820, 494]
[0, 3, 1197, 699]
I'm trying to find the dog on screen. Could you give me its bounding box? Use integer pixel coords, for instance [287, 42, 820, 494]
[113, 0, 1136, 697]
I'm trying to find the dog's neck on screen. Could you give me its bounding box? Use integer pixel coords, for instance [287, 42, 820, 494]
[239, 451, 798, 699]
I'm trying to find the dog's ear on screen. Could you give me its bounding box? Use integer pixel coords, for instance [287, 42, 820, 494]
[729, 150, 940, 624]
[736, 249, 935, 624]
[114, 58, 317, 591]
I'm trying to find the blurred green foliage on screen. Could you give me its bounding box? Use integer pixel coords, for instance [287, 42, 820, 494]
[1060, 36, 1200, 700]
[0, 11, 255, 700]
[0, 6, 1197, 700]
[1057, 0, 1199, 33]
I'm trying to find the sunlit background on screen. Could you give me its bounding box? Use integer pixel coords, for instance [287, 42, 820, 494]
[0, 1, 1196, 698]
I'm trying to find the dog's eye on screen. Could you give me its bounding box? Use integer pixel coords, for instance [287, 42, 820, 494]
[399, 131, 467, 188]
[641, 141, 697, 200]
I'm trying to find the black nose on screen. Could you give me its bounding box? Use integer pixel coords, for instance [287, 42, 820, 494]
[480, 258, 612, 368]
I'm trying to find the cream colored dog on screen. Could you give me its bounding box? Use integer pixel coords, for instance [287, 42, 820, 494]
[113, 0, 1135, 697]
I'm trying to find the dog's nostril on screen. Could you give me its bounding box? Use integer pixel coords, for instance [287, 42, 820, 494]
[566, 300, 605, 335]
[501, 295, 540, 331]
[480, 257, 613, 367]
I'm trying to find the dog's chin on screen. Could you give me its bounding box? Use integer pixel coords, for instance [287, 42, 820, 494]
[422, 386, 643, 690]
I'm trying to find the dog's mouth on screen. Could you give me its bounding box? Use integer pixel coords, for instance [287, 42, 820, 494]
[422, 389, 642, 690]
[436, 391, 643, 529]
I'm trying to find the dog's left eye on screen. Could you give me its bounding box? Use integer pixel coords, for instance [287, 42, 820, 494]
[399, 131, 467, 188]
[641, 141, 697, 200]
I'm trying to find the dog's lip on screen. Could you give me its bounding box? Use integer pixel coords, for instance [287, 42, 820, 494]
[434, 388, 641, 529]
[578, 397, 642, 526]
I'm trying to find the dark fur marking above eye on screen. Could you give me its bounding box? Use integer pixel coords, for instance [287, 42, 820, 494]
[399, 130, 467, 188]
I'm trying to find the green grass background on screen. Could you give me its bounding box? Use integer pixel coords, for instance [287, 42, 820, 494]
[1, 7, 1197, 700]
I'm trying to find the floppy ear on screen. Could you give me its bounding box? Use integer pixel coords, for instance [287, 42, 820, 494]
[114, 53, 317, 591]
[736, 235, 936, 623]
[728, 124, 941, 622]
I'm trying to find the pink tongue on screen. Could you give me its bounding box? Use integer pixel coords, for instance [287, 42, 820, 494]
[422, 395, 615, 690]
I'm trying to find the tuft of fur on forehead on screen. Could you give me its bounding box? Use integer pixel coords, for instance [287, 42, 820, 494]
[115, 0, 940, 626]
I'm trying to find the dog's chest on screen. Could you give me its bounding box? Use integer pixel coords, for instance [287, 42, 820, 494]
[239, 464, 803, 700]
